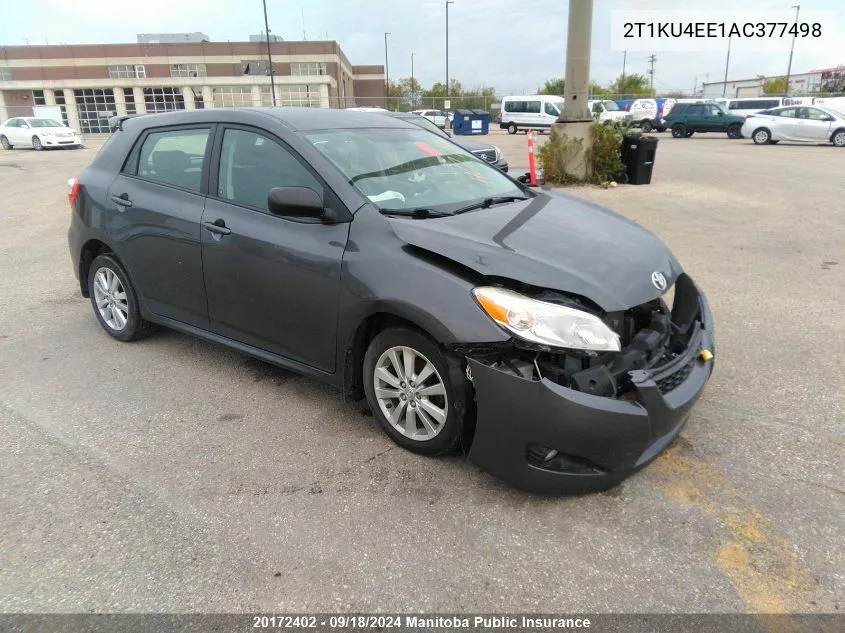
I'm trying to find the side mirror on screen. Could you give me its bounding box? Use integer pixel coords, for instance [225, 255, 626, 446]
[268, 187, 324, 219]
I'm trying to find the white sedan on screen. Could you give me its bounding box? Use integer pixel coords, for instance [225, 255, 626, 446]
[412, 109, 448, 128]
[0, 117, 82, 151]
[742, 105, 845, 147]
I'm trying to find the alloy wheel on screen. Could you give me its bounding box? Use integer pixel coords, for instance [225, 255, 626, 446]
[0, 136, 10, 150]
[833, 131, 845, 147]
[373, 345, 448, 441]
[754, 129, 770, 145]
[92, 267, 129, 331]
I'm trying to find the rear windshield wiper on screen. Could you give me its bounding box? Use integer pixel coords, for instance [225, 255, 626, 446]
[452, 195, 530, 215]
[380, 208, 451, 219]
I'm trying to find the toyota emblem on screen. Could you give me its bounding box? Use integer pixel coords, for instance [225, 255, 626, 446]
[651, 271, 667, 291]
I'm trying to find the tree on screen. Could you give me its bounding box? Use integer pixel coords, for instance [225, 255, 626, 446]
[589, 81, 611, 96]
[393, 77, 423, 110]
[538, 78, 565, 95]
[611, 73, 652, 97]
[759, 75, 787, 95]
[423, 79, 462, 100]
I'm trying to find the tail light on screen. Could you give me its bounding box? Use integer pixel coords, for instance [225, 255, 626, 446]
[67, 177, 80, 207]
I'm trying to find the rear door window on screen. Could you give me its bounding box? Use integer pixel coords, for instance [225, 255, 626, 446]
[687, 105, 705, 116]
[133, 127, 211, 192]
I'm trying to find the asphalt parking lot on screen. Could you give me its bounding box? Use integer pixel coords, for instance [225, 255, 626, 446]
[1, 132, 843, 614]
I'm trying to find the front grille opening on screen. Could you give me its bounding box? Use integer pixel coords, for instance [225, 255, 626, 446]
[526, 443, 608, 475]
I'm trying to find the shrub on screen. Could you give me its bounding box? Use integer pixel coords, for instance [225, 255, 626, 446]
[535, 128, 584, 185]
[586, 122, 625, 184]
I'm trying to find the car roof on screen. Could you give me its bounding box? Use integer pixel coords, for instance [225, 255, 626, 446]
[118, 107, 420, 133]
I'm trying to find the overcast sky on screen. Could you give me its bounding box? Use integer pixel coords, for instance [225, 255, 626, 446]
[2, 0, 843, 93]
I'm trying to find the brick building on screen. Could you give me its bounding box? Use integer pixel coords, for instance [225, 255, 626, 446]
[0, 38, 386, 133]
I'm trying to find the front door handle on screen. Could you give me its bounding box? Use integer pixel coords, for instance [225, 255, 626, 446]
[111, 193, 132, 207]
[202, 220, 232, 236]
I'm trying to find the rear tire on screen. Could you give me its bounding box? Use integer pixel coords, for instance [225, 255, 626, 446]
[640, 120, 653, 133]
[507, 123, 518, 135]
[832, 129, 845, 147]
[0, 135, 11, 150]
[32, 136, 43, 151]
[671, 124, 687, 138]
[87, 254, 156, 342]
[727, 124, 742, 139]
[752, 128, 771, 145]
[363, 327, 469, 456]
[685, 131, 695, 138]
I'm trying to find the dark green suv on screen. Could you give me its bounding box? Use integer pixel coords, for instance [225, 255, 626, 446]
[663, 102, 745, 139]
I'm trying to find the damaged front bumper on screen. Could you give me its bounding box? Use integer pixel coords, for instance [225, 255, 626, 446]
[465, 276, 715, 495]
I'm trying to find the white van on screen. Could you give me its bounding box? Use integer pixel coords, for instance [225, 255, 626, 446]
[499, 95, 564, 134]
[588, 100, 632, 125]
[810, 96, 845, 111]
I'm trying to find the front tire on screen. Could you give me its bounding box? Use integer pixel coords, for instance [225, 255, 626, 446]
[32, 136, 43, 151]
[87, 254, 156, 342]
[671, 124, 687, 138]
[507, 123, 518, 135]
[727, 124, 742, 139]
[752, 128, 771, 145]
[363, 327, 468, 456]
[640, 120, 653, 133]
[0, 135, 11, 150]
[685, 131, 695, 137]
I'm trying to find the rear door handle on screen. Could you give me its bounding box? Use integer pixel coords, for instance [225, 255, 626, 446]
[202, 220, 231, 236]
[111, 194, 132, 207]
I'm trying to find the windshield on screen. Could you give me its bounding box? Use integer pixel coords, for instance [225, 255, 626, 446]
[602, 101, 620, 111]
[826, 109, 845, 120]
[27, 118, 64, 128]
[307, 127, 524, 213]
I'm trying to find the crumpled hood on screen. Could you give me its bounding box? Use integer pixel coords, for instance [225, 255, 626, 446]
[388, 191, 682, 312]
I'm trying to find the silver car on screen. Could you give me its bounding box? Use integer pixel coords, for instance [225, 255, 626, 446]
[741, 105, 845, 147]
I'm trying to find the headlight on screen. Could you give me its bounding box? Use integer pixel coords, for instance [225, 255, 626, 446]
[473, 286, 621, 352]
[493, 146, 502, 161]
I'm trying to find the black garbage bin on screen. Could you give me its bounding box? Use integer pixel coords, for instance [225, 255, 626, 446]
[621, 135, 659, 185]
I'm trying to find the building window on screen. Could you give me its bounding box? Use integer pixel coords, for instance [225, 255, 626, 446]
[33, 90, 46, 105]
[123, 88, 136, 115]
[171, 63, 207, 78]
[143, 87, 185, 113]
[278, 85, 320, 107]
[73, 88, 117, 134]
[108, 64, 146, 79]
[241, 60, 271, 76]
[53, 91, 69, 126]
[0, 67, 10, 81]
[291, 62, 326, 76]
[261, 86, 274, 106]
[211, 86, 253, 108]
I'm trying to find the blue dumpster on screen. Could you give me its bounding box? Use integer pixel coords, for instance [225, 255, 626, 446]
[453, 109, 490, 135]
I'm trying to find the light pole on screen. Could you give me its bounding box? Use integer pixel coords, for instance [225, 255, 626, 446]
[446, 1, 454, 99]
[722, 36, 731, 97]
[384, 32, 390, 109]
[785, 3, 800, 95]
[411, 52, 416, 110]
[261, 0, 276, 106]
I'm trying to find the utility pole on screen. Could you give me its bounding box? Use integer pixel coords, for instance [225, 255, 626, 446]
[411, 52, 416, 110]
[647, 54, 657, 93]
[262, 0, 277, 106]
[446, 1, 455, 99]
[722, 36, 731, 97]
[384, 32, 390, 108]
[785, 3, 801, 95]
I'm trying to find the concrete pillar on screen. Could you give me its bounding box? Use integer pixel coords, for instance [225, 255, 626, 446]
[251, 85, 263, 108]
[551, 0, 594, 181]
[132, 87, 147, 114]
[44, 89, 57, 105]
[62, 89, 81, 132]
[113, 87, 127, 116]
[201, 85, 214, 108]
[560, 0, 592, 122]
[182, 86, 196, 111]
[319, 84, 330, 109]
[0, 90, 8, 123]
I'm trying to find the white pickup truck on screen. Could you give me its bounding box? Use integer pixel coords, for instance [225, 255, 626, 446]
[588, 100, 633, 125]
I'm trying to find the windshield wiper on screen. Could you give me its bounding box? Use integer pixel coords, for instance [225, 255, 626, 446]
[452, 195, 530, 215]
[380, 208, 451, 219]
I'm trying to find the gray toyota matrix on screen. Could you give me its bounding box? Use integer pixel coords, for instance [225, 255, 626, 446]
[67, 108, 715, 494]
